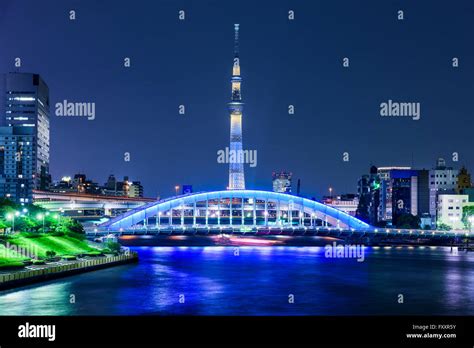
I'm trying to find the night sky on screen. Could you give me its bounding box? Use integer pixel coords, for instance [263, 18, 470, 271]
[0, 0, 473, 198]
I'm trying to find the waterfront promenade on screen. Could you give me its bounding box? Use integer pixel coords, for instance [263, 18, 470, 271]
[0, 252, 138, 291]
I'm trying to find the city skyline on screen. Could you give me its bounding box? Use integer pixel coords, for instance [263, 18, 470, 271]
[0, 1, 473, 198]
[1, 1, 474, 339]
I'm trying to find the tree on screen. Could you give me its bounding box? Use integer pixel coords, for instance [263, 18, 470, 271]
[394, 213, 421, 229]
[0, 219, 8, 234]
[462, 206, 474, 230]
[106, 241, 121, 253]
[45, 250, 56, 259]
[356, 195, 371, 223]
[15, 216, 37, 232]
[437, 223, 452, 231]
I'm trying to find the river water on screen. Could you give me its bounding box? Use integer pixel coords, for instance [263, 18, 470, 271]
[0, 246, 473, 315]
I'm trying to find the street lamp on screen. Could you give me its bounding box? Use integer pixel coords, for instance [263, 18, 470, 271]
[37, 212, 50, 232]
[53, 213, 60, 226]
[36, 213, 43, 231]
[6, 211, 20, 234]
[329, 187, 333, 198]
[6, 213, 13, 234]
[175, 185, 180, 196]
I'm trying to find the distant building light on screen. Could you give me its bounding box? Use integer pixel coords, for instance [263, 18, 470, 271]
[11, 97, 36, 101]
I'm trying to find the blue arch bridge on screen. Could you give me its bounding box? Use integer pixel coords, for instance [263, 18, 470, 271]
[94, 190, 470, 244]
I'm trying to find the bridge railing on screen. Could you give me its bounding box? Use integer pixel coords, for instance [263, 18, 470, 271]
[86, 224, 472, 238]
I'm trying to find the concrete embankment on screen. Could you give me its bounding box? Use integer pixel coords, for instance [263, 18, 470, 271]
[0, 253, 138, 291]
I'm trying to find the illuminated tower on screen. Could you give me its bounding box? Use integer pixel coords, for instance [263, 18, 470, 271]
[228, 24, 245, 190]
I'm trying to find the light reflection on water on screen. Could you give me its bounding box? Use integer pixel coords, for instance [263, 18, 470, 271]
[0, 282, 73, 315]
[0, 246, 472, 315]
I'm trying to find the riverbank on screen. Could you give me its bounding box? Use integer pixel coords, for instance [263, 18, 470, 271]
[0, 252, 138, 291]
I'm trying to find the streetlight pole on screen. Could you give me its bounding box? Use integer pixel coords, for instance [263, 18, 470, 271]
[44, 212, 49, 231]
[6, 211, 20, 235]
[175, 185, 180, 196]
[8, 214, 14, 235]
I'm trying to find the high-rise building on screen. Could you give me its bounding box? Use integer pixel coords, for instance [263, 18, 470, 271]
[272, 171, 292, 193]
[121, 177, 144, 198]
[390, 169, 419, 224]
[429, 158, 459, 220]
[417, 169, 431, 218]
[356, 166, 381, 225]
[377, 166, 411, 221]
[358, 166, 430, 226]
[228, 24, 245, 190]
[0, 126, 35, 203]
[437, 194, 469, 230]
[0, 72, 50, 193]
[105, 174, 117, 191]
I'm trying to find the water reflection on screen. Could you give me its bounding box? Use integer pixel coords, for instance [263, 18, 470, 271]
[0, 282, 73, 315]
[0, 246, 472, 315]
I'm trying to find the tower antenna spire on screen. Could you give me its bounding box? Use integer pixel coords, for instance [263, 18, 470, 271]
[234, 23, 240, 58]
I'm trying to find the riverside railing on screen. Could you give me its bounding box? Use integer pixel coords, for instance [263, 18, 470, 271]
[0, 253, 137, 284]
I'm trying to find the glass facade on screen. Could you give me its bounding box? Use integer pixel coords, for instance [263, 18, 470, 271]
[0, 72, 50, 197]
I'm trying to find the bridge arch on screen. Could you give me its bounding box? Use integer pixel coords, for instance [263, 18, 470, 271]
[99, 190, 371, 231]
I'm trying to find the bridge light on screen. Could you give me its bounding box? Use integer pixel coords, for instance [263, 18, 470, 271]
[374, 229, 378, 233]
[386, 229, 390, 233]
